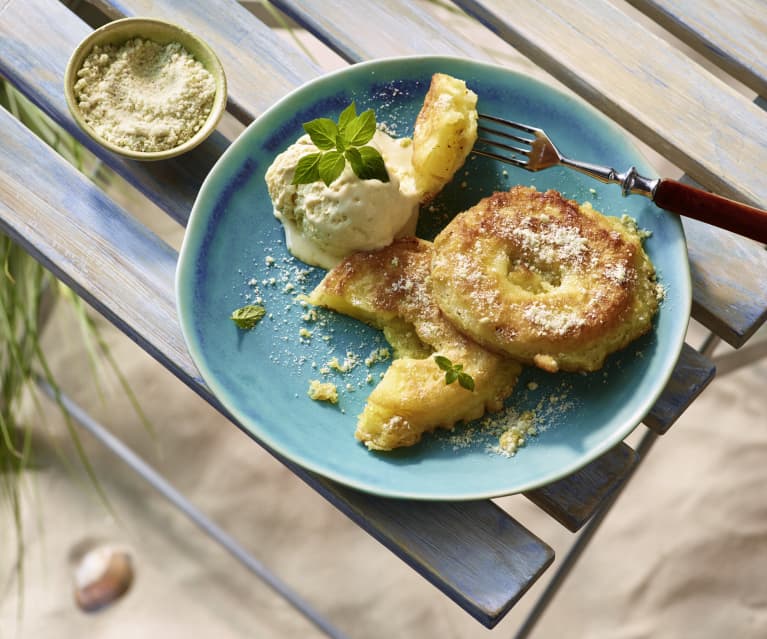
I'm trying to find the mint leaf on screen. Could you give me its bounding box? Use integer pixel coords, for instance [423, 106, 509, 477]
[231, 304, 266, 330]
[433, 355, 475, 391]
[318, 150, 346, 186]
[343, 108, 376, 147]
[292, 152, 322, 185]
[344, 147, 363, 176]
[356, 146, 389, 182]
[337, 102, 357, 136]
[303, 118, 338, 151]
[458, 372, 475, 391]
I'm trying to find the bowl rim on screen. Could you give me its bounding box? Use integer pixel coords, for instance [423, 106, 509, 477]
[64, 16, 227, 161]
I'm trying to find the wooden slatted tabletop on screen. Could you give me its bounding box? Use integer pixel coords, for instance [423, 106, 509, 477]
[1, 0, 765, 632]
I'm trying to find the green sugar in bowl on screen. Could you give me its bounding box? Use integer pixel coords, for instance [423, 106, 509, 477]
[64, 17, 227, 161]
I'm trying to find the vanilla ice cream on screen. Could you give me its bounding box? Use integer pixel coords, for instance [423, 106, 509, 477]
[265, 130, 420, 269]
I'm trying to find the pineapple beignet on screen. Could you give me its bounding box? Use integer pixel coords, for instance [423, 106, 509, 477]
[431, 186, 662, 373]
[308, 237, 522, 451]
[412, 73, 478, 203]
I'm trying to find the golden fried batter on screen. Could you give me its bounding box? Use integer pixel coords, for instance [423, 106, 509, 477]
[308, 237, 521, 451]
[431, 186, 661, 373]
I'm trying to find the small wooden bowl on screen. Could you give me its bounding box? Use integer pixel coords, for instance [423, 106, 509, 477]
[64, 17, 227, 161]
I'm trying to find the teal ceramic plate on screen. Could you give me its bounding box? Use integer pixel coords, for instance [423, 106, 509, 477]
[176, 56, 690, 500]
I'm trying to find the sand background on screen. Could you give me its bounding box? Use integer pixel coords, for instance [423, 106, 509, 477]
[2, 2, 767, 637]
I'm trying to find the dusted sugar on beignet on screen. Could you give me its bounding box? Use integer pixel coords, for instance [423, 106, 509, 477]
[412, 73, 478, 202]
[308, 237, 521, 451]
[431, 186, 662, 373]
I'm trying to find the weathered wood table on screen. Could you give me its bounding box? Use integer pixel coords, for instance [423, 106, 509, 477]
[1, 0, 765, 636]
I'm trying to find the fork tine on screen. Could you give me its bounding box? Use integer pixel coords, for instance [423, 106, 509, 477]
[478, 113, 541, 135]
[475, 135, 531, 158]
[472, 144, 529, 168]
[476, 112, 537, 162]
[477, 125, 532, 147]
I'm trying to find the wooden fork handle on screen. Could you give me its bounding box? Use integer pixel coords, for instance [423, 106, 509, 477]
[653, 179, 767, 244]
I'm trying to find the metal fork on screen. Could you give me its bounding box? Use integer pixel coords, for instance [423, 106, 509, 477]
[475, 113, 767, 245]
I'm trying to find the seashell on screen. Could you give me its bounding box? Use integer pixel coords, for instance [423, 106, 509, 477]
[71, 542, 134, 612]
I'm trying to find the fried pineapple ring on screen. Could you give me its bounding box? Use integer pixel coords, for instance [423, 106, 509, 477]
[431, 186, 661, 373]
[308, 237, 521, 451]
[412, 73, 478, 203]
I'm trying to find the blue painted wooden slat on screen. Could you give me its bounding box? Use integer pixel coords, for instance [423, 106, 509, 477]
[684, 219, 767, 348]
[269, 0, 487, 62]
[311, 478, 554, 627]
[642, 342, 716, 434]
[525, 443, 637, 532]
[626, 0, 767, 98]
[0, 105, 554, 629]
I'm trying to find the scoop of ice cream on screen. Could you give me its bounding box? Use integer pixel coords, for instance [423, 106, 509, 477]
[265, 130, 420, 269]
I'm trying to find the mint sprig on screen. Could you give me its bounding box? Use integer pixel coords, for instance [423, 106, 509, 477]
[292, 102, 390, 186]
[434, 355, 475, 392]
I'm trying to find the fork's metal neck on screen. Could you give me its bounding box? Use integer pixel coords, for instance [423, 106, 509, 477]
[560, 158, 659, 198]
